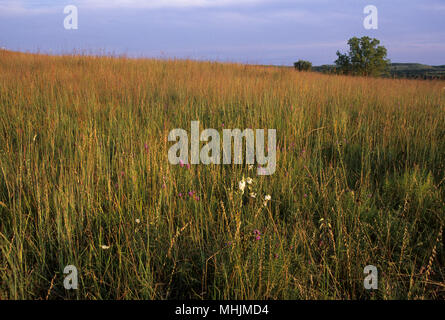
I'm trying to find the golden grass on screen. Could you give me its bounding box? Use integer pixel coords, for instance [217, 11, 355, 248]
[0, 50, 444, 299]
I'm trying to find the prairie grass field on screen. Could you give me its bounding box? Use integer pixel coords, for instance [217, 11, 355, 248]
[0, 50, 444, 299]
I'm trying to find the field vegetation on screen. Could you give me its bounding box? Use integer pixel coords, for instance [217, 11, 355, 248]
[0, 50, 444, 299]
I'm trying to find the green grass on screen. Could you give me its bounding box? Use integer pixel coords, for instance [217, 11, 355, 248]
[0, 50, 444, 299]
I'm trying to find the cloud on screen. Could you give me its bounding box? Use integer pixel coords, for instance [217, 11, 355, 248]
[0, 1, 56, 15]
[0, 0, 311, 14]
[75, 0, 266, 9]
[181, 41, 345, 53]
[0, 0, 334, 14]
[418, 1, 445, 12]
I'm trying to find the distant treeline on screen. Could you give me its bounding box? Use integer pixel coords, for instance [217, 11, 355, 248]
[313, 63, 445, 80]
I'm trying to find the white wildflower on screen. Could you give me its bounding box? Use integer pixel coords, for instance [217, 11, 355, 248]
[239, 179, 246, 194]
[135, 219, 140, 224]
[263, 194, 271, 207]
[246, 177, 253, 185]
[249, 192, 257, 198]
[101, 245, 110, 250]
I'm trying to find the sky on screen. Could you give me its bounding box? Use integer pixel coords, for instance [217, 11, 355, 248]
[0, 0, 444, 66]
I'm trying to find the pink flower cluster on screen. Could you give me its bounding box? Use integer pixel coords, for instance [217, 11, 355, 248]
[178, 190, 200, 201]
[179, 159, 191, 170]
[253, 229, 261, 241]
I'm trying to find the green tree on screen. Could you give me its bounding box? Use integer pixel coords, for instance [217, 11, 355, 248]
[335, 36, 390, 76]
[294, 60, 312, 71]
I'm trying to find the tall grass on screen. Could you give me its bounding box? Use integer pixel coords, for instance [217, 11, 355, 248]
[0, 50, 444, 299]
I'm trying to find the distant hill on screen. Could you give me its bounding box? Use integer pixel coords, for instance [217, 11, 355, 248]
[312, 63, 445, 79]
[389, 63, 445, 79]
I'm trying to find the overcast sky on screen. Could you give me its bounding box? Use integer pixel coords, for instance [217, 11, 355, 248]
[1, 0, 444, 65]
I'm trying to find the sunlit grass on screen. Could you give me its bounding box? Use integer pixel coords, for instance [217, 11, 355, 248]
[0, 50, 444, 299]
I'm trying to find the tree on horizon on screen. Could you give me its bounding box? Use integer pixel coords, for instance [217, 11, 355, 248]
[294, 60, 313, 72]
[335, 36, 390, 77]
